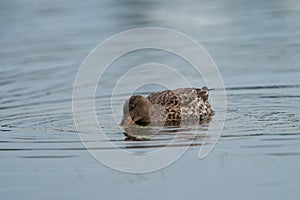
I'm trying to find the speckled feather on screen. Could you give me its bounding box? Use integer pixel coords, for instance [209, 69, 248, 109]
[146, 87, 212, 122]
[121, 86, 213, 126]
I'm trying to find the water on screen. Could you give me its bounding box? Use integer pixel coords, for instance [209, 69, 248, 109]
[1, 0, 300, 199]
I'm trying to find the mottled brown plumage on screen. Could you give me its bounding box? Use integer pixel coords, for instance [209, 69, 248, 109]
[120, 86, 213, 126]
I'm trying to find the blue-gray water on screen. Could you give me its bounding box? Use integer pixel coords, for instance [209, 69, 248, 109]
[1, 0, 300, 199]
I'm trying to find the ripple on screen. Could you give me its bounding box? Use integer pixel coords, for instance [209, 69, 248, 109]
[18, 155, 78, 159]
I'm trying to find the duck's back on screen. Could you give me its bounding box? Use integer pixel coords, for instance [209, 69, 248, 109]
[146, 87, 212, 122]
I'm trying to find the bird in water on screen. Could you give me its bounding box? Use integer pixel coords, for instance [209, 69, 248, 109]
[120, 86, 213, 126]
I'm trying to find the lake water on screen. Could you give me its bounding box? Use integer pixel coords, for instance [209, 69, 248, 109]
[1, 0, 300, 199]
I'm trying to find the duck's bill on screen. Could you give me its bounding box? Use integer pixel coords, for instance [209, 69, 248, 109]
[120, 116, 135, 126]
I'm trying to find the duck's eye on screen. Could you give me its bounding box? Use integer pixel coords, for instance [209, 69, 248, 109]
[129, 104, 135, 110]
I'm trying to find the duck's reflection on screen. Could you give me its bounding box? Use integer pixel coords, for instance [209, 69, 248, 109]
[123, 117, 211, 141]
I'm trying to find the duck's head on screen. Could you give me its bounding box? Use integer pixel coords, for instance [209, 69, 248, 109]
[120, 96, 153, 126]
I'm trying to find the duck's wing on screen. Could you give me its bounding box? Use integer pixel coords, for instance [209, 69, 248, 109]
[146, 90, 173, 105]
[147, 87, 210, 105]
[147, 90, 182, 121]
[195, 87, 214, 117]
[146, 87, 213, 121]
[172, 87, 213, 119]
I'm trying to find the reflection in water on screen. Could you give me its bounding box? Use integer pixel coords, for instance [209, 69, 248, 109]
[123, 118, 210, 141]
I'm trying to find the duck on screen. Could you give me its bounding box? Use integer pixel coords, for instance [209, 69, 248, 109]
[120, 86, 213, 126]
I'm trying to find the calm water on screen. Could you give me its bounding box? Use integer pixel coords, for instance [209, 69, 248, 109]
[1, 0, 300, 199]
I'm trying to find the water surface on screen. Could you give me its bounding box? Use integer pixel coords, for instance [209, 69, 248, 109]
[1, 0, 300, 199]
